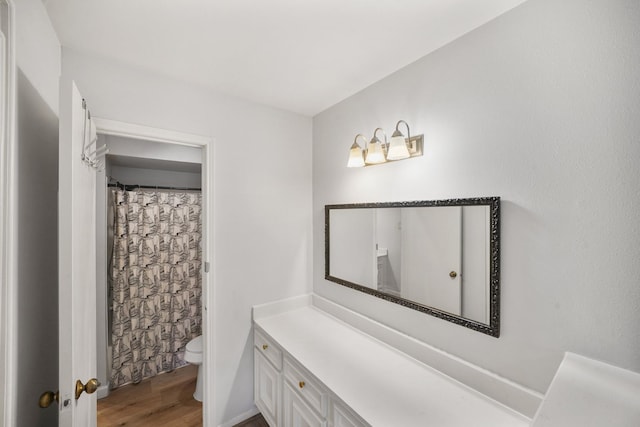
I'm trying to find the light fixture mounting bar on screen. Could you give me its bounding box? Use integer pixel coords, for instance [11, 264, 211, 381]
[406, 134, 424, 158]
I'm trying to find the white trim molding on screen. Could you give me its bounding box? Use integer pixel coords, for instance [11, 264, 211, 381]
[93, 118, 216, 426]
[93, 117, 211, 147]
[0, 1, 17, 426]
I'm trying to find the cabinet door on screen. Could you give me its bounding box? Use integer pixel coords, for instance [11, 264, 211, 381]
[330, 400, 369, 427]
[255, 349, 280, 427]
[284, 358, 327, 416]
[284, 384, 325, 427]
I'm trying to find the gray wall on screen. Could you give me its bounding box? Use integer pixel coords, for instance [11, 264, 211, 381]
[313, 0, 640, 395]
[95, 160, 109, 398]
[14, 0, 61, 425]
[16, 69, 59, 427]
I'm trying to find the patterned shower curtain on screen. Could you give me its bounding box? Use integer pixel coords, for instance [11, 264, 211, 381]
[110, 189, 202, 388]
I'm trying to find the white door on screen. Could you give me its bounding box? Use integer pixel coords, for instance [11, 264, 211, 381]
[401, 206, 462, 316]
[58, 78, 98, 426]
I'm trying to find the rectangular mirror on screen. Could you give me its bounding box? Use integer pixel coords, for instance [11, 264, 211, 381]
[325, 197, 500, 337]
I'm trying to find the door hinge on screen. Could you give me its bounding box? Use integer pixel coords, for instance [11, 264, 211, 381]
[204, 262, 210, 273]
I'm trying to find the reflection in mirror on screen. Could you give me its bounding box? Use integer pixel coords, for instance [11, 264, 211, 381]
[325, 198, 500, 337]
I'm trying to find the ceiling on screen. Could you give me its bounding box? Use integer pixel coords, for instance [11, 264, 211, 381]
[44, 0, 527, 116]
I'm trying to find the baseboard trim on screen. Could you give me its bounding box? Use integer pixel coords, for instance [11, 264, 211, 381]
[96, 383, 110, 400]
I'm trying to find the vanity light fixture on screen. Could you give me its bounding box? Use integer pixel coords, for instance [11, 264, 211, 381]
[347, 120, 423, 168]
[346, 134, 367, 168]
[387, 120, 412, 160]
[365, 128, 387, 165]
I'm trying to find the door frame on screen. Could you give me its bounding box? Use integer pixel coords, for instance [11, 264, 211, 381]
[0, 0, 17, 425]
[92, 117, 215, 425]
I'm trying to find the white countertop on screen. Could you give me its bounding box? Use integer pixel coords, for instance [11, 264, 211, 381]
[255, 305, 530, 427]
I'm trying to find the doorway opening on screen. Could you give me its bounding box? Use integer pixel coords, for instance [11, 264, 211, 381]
[93, 119, 213, 426]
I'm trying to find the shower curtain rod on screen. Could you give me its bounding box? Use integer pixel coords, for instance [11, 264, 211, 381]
[107, 182, 201, 192]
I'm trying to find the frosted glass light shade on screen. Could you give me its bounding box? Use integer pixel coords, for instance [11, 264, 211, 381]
[386, 134, 410, 160]
[347, 142, 365, 168]
[365, 139, 386, 164]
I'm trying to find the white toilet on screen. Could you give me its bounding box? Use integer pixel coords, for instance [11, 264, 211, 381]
[184, 335, 203, 402]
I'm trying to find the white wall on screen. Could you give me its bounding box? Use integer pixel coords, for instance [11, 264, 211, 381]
[313, 0, 640, 396]
[329, 209, 375, 289]
[13, 0, 61, 426]
[104, 134, 202, 164]
[15, 0, 60, 114]
[62, 47, 313, 425]
[109, 165, 201, 188]
[375, 208, 401, 293]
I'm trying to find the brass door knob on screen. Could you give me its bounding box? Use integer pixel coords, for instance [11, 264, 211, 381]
[449, 271, 457, 278]
[299, 381, 305, 389]
[39, 390, 59, 408]
[262, 344, 268, 350]
[75, 378, 100, 400]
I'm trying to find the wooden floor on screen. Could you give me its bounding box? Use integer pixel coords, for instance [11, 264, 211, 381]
[98, 365, 202, 427]
[98, 364, 268, 427]
[232, 413, 269, 427]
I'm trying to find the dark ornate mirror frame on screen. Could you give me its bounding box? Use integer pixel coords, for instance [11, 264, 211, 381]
[325, 197, 500, 337]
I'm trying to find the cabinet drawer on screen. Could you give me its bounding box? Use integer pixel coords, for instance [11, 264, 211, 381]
[284, 357, 327, 417]
[255, 328, 283, 370]
[330, 400, 370, 427]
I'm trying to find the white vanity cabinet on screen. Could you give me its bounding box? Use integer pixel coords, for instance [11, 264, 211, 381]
[283, 357, 328, 427]
[329, 400, 368, 427]
[255, 326, 334, 427]
[256, 328, 367, 427]
[253, 297, 530, 427]
[283, 382, 325, 427]
[254, 330, 283, 426]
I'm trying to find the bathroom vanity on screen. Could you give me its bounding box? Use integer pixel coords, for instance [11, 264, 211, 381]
[253, 295, 531, 427]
